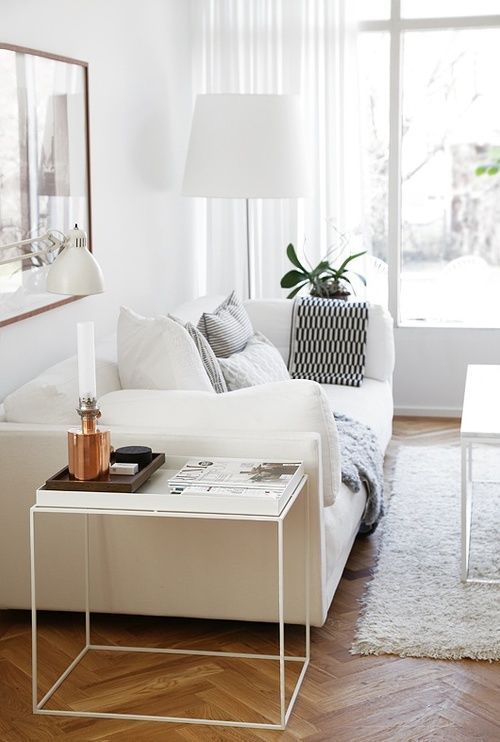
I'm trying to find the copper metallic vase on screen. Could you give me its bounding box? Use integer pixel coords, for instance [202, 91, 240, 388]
[68, 397, 110, 481]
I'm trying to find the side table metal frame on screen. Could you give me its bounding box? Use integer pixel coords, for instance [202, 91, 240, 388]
[461, 438, 500, 584]
[30, 477, 310, 730]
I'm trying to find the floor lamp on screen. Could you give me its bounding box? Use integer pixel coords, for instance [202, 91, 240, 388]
[182, 94, 308, 299]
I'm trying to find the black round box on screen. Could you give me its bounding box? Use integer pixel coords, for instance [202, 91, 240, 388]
[114, 446, 153, 468]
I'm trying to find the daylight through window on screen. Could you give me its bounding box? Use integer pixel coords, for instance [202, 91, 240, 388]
[358, 1, 500, 325]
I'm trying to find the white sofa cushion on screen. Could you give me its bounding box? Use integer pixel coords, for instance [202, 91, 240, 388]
[3, 354, 121, 425]
[244, 299, 292, 361]
[118, 306, 214, 392]
[320, 378, 393, 452]
[218, 332, 290, 390]
[100, 379, 341, 507]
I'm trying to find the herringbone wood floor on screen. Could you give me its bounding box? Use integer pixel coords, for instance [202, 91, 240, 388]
[1, 418, 499, 741]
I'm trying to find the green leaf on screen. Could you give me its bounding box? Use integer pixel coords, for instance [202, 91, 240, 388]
[487, 166, 499, 176]
[475, 166, 487, 176]
[286, 243, 307, 273]
[286, 282, 308, 299]
[280, 269, 307, 289]
[324, 266, 340, 277]
[336, 251, 367, 276]
[309, 260, 331, 278]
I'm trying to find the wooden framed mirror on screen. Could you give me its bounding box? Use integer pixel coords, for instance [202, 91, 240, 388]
[0, 44, 91, 326]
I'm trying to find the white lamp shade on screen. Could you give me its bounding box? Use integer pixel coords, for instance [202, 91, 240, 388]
[182, 94, 309, 198]
[46, 242, 104, 295]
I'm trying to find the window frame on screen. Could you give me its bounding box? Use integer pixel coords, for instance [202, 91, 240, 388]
[359, 0, 500, 327]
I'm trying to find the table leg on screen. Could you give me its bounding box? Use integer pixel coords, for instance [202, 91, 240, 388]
[30, 507, 37, 712]
[305, 484, 310, 664]
[277, 519, 285, 729]
[461, 442, 472, 581]
[85, 514, 90, 647]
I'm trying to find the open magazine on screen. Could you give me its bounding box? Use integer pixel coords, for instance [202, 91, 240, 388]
[169, 458, 304, 498]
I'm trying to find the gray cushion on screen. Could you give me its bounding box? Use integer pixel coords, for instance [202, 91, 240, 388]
[197, 291, 253, 358]
[185, 322, 228, 394]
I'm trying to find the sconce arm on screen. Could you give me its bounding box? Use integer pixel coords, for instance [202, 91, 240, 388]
[0, 231, 65, 267]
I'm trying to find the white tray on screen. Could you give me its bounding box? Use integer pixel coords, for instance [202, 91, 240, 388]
[36, 466, 303, 516]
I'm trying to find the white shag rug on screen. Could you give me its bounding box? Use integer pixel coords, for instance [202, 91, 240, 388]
[352, 445, 500, 661]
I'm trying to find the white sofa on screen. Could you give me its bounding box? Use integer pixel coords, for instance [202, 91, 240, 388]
[0, 297, 394, 626]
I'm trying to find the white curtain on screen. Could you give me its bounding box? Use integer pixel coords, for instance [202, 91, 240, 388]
[189, 0, 362, 299]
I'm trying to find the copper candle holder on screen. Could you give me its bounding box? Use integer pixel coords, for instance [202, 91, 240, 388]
[68, 396, 110, 481]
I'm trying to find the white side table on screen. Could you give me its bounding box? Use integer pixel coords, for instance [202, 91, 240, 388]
[461, 364, 500, 584]
[30, 458, 310, 730]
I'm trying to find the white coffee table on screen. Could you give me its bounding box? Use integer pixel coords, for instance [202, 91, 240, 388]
[460, 364, 500, 584]
[30, 456, 310, 730]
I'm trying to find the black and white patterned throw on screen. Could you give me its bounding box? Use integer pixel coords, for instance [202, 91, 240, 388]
[288, 296, 368, 387]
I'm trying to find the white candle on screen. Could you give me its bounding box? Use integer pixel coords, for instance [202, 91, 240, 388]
[77, 321, 96, 400]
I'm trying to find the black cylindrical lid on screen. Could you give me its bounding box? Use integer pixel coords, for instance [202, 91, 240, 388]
[114, 446, 153, 467]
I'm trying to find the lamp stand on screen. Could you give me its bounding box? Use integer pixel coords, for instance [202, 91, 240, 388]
[245, 198, 252, 300]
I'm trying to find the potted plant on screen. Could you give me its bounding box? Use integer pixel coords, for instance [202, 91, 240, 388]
[280, 243, 366, 300]
[475, 151, 500, 177]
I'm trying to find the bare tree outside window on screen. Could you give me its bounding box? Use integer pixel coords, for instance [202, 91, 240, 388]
[358, 24, 500, 324]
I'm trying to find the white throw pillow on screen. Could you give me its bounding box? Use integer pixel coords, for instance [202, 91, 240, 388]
[117, 306, 214, 392]
[218, 332, 290, 391]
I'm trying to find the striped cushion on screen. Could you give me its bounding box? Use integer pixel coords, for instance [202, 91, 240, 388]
[197, 291, 253, 358]
[184, 322, 228, 394]
[288, 296, 368, 387]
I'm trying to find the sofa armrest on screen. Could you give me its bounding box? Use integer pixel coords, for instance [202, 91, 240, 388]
[100, 380, 341, 507]
[365, 304, 395, 383]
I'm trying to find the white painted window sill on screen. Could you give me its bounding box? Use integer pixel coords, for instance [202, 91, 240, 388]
[397, 321, 500, 330]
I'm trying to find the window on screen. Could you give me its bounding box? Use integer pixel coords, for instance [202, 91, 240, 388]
[358, 1, 500, 326]
[358, 31, 390, 307]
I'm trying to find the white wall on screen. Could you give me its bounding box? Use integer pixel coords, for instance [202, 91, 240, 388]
[394, 327, 500, 416]
[3, 3, 491, 417]
[0, 0, 196, 399]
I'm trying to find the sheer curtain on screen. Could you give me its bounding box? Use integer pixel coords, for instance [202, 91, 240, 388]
[189, 0, 362, 299]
